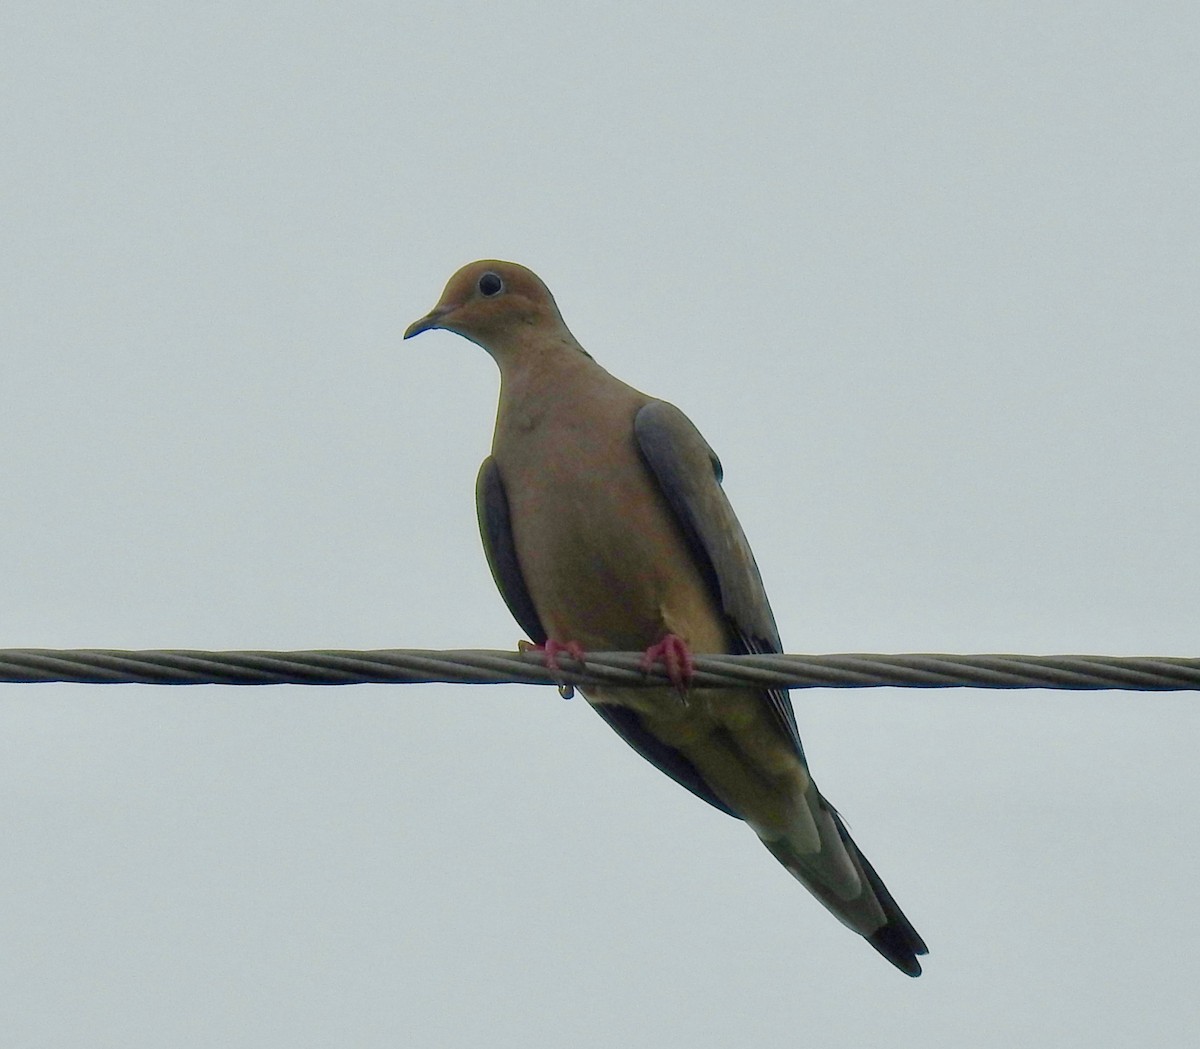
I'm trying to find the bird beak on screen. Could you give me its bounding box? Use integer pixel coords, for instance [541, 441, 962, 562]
[403, 307, 450, 340]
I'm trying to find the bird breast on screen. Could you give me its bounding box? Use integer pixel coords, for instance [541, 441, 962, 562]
[492, 371, 728, 656]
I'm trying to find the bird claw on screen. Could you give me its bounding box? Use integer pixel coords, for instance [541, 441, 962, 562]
[518, 638, 587, 699]
[639, 634, 694, 695]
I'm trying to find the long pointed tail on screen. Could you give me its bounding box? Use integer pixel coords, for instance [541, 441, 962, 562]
[760, 800, 927, 977]
[834, 814, 928, 977]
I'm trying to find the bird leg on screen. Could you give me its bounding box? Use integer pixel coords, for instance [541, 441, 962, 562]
[639, 633, 695, 695]
[518, 638, 587, 699]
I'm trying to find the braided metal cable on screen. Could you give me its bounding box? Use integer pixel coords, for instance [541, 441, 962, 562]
[0, 649, 1197, 690]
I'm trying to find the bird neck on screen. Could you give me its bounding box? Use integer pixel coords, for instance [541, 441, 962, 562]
[491, 339, 617, 445]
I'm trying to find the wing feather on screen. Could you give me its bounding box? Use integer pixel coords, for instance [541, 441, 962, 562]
[634, 401, 804, 756]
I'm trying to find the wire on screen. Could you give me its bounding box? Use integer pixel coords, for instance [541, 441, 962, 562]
[1, 648, 1197, 690]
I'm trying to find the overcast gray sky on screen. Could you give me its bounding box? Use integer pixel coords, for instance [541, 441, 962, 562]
[3, 2, 1198, 1046]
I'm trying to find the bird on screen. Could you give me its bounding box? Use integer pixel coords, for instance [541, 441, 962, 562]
[404, 260, 927, 976]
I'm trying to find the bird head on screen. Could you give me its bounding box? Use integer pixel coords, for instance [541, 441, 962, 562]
[403, 260, 572, 354]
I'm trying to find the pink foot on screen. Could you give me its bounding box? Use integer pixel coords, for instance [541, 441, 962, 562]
[519, 638, 587, 699]
[639, 633, 694, 693]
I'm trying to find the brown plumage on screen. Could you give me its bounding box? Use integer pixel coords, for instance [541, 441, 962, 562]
[404, 260, 927, 975]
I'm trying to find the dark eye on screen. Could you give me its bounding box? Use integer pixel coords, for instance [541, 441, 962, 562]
[478, 272, 504, 297]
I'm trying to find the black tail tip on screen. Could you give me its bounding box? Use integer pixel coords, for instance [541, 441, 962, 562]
[867, 923, 929, 978]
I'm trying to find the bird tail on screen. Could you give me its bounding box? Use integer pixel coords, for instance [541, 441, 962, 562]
[759, 798, 927, 977]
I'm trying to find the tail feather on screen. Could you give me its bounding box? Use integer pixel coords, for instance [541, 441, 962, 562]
[761, 797, 927, 977]
[845, 827, 928, 977]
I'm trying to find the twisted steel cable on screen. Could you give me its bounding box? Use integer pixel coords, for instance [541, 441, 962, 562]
[1, 649, 1197, 690]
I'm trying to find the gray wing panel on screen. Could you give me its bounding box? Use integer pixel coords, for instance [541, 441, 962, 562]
[476, 457, 548, 645]
[634, 400, 804, 755]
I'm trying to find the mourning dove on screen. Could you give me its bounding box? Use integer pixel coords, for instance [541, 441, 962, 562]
[404, 260, 927, 976]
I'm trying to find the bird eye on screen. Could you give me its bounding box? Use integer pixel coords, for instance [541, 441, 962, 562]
[478, 272, 504, 297]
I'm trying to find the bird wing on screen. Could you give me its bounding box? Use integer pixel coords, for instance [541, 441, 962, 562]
[633, 399, 804, 758]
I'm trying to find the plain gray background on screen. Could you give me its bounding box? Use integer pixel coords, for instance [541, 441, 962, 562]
[3, 2, 1198, 1046]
